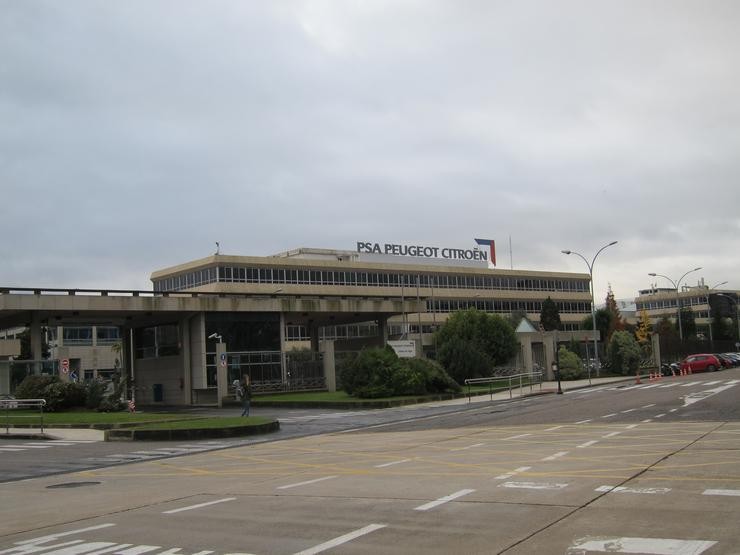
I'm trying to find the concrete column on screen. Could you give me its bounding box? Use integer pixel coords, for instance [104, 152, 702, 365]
[322, 340, 336, 392]
[378, 316, 389, 345]
[181, 316, 191, 404]
[280, 313, 287, 385]
[543, 333, 556, 381]
[520, 335, 534, 374]
[651, 333, 661, 369]
[309, 322, 320, 352]
[30, 313, 42, 360]
[216, 341, 227, 408]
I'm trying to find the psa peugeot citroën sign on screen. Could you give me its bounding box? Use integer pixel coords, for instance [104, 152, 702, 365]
[356, 238, 496, 266]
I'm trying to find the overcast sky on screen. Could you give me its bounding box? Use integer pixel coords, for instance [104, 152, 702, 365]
[2, 1, 738, 302]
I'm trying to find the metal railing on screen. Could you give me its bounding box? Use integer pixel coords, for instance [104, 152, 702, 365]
[464, 372, 543, 402]
[1, 398, 46, 434]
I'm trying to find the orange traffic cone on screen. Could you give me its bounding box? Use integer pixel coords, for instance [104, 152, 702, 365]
[635, 373, 642, 384]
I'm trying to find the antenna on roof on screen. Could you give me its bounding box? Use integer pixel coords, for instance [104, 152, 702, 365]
[215, 241, 220, 255]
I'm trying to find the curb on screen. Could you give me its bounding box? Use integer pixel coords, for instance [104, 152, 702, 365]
[105, 420, 280, 441]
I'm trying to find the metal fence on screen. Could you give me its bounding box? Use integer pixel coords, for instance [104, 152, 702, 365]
[1, 398, 46, 434]
[209, 350, 326, 393]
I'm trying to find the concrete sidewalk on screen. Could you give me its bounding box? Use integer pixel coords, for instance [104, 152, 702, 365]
[1, 427, 105, 441]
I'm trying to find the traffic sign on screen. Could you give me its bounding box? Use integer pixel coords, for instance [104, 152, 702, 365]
[220, 353, 227, 367]
[61, 358, 69, 374]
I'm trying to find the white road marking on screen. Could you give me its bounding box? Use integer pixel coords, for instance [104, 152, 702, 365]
[575, 419, 592, 424]
[15, 523, 117, 545]
[544, 426, 563, 431]
[494, 466, 531, 480]
[414, 489, 476, 511]
[726, 379, 740, 385]
[641, 419, 653, 423]
[703, 489, 740, 496]
[625, 424, 639, 429]
[669, 408, 678, 412]
[566, 536, 717, 554]
[642, 404, 656, 408]
[502, 434, 531, 440]
[657, 383, 680, 388]
[654, 413, 666, 418]
[620, 385, 645, 390]
[451, 442, 485, 451]
[595, 485, 671, 494]
[601, 413, 617, 418]
[638, 384, 661, 390]
[577, 440, 598, 448]
[703, 380, 722, 385]
[163, 497, 236, 514]
[683, 383, 737, 407]
[500, 481, 568, 490]
[542, 451, 569, 461]
[293, 524, 386, 555]
[0, 448, 24, 452]
[0, 444, 52, 449]
[602, 431, 621, 438]
[375, 459, 411, 468]
[277, 476, 337, 490]
[681, 381, 702, 387]
[621, 408, 636, 413]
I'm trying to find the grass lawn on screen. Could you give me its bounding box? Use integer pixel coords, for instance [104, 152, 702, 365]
[134, 416, 272, 430]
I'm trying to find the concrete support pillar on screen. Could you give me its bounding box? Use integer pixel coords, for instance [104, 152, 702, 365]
[216, 342, 227, 408]
[280, 313, 287, 385]
[322, 340, 336, 392]
[651, 333, 661, 369]
[309, 322, 320, 352]
[181, 316, 191, 404]
[520, 335, 534, 374]
[543, 333, 556, 381]
[30, 313, 42, 360]
[378, 316, 389, 345]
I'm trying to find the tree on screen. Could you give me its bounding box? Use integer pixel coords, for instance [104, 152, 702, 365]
[679, 307, 697, 339]
[607, 331, 641, 376]
[581, 308, 612, 345]
[604, 285, 626, 341]
[557, 346, 585, 380]
[635, 308, 652, 345]
[435, 309, 519, 383]
[539, 297, 562, 331]
[655, 316, 677, 338]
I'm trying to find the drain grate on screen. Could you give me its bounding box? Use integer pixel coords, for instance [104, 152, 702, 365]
[46, 481, 101, 489]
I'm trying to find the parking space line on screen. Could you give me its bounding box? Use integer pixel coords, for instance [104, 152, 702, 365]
[277, 476, 337, 490]
[542, 451, 569, 461]
[601, 413, 617, 418]
[703, 489, 740, 497]
[575, 419, 592, 424]
[567, 536, 717, 554]
[163, 497, 236, 514]
[577, 440, 598, 448]
[545, 426, 563, 431]
[642, 404, 655, 408]
[502, 434, 531, 440]
[375, 459, 410, 468]
[602, 432, 621, 438]
[293, 523, 387, 555]
[654, 414, 666, 418]
[595, 485, 671, 494]
[414, 489, 476, 511]
[451, 442, 485, 451]
[494, 466, 531, 480]
[500, 481, 568, 490]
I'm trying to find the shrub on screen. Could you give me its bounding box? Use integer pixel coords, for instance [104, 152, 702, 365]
[557, 347, 585, 380]
[340, 347, 461, 398]
[40, 380, 87, 411]
[85, 380, 107, 409]
[14, 375, 57, 400]
[607, 331, 641, 375]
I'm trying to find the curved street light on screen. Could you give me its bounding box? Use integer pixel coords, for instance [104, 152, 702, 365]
[648, 267, 702, 340]
[561, 241, 618, 377]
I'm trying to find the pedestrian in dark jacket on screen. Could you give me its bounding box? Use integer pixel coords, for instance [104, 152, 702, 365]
[237, 375, 252, 416]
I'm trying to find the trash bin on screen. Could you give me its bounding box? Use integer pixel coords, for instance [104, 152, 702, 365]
[153, 383, 164, 402]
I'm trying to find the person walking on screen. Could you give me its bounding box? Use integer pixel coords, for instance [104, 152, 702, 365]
[238, 375, 252, 417]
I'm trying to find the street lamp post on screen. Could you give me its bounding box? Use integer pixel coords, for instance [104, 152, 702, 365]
[716, 293, 740, 346]
[706, 282, 727, 343]
[561, 241, 618, 378]
[647, 267, 702, 340]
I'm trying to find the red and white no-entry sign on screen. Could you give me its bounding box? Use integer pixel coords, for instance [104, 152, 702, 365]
[61, 358, 70, 374]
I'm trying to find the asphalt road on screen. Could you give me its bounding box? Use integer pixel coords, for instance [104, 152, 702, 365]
[1, 368, 739, 554]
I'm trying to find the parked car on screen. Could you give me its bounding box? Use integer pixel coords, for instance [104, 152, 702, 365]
[680, 354, 723, 373]
[721, 353, 740, 367]
[715, 354, 734, 369]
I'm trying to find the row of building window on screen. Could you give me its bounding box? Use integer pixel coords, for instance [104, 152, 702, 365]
[636, 296, 708, 311]
[429, 299, 590, 314]
[48, 326, 121, 346]
[153, 266, 590, 294]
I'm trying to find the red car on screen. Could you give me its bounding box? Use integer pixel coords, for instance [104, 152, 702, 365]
[680, 354, 722, 374]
